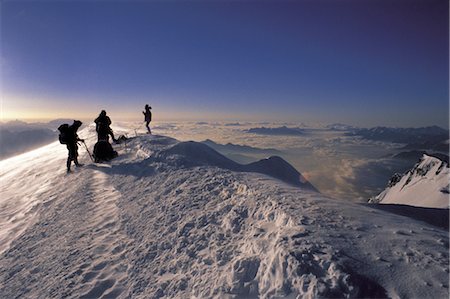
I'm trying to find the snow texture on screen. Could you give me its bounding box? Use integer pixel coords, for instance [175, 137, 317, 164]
[0, 126, 449, 298]
[371, 154, 449, 208]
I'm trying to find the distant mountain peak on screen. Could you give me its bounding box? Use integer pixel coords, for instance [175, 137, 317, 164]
[325, 123, 356, 131]
[245, 126, 304, 136]
[370, 154, 449, 208]
[201, 139, 281, 155]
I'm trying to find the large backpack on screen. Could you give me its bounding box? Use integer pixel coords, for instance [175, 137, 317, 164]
[93, 140, 118, 162]
[58, 124, 70, 144]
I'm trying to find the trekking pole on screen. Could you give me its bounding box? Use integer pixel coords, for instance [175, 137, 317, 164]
[123, 133, 129, 152]
[81, 140, 95, 162]
[134, 124, 143, 137]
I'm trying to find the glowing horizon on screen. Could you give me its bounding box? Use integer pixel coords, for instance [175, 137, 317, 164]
[2, 92, 448, 128]
[1, 1, 448, 128]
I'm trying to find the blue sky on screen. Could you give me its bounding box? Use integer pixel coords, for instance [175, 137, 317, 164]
[1, 0, 448, 127]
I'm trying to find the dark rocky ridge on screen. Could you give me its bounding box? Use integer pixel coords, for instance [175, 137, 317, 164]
[156, 141, 317, 191]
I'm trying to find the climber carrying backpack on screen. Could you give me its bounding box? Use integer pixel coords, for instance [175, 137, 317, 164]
[58, 120, 84, 173]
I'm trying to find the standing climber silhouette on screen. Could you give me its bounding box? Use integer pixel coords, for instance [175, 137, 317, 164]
[143, 105, 152, 134]
[94, 110, 116, 142]
[59, 120, 84, 173]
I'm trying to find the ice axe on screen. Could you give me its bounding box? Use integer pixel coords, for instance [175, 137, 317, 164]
[81, 140, 95, 162]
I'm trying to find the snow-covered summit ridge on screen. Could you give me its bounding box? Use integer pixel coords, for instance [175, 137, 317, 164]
[370, 154, 449, 208]
[0, 132, 448, 299]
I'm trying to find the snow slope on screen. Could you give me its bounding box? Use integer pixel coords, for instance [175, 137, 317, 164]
[370, 154, 449, 208]
[0, 126, 449, 298]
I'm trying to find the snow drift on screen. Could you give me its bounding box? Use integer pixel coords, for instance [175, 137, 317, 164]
[370, 154, 449, 208]
[0, 128, 448, 299]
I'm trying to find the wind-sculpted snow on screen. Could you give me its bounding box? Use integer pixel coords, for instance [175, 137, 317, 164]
[0, 133, 449, 298]
[0, 128, 57, 159]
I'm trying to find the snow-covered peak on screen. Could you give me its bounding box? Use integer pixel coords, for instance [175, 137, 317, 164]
[157, 141, 241, 169]
[245, 156, 316, 190]
[370, 154, 449, 208]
